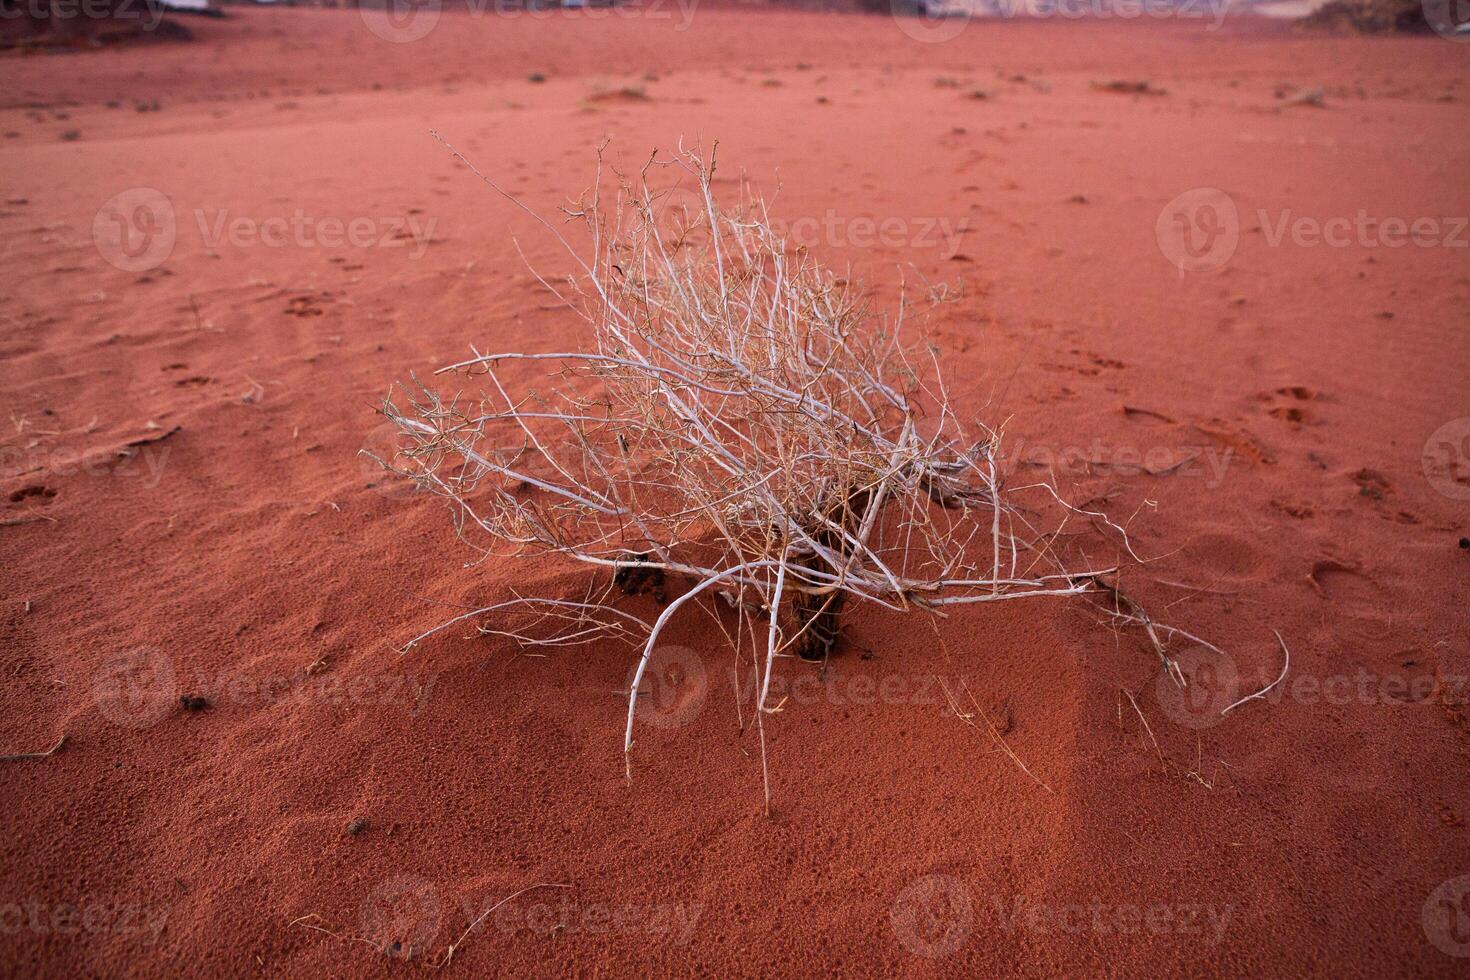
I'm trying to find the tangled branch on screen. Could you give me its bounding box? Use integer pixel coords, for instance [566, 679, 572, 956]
[371, 140, 1174, 791]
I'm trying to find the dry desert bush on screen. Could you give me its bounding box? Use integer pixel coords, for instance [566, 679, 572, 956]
[369, 142, 1218, 793]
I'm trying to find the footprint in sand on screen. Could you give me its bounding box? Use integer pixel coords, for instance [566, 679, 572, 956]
[1193, 419, 1272, 466]
[1307, 559, 1397, 650]
[1350, 467, 1393, 501]
[1268, 405, 1309, 424]
[1270, 499, 1315, 520]
[8, 484, 57, 504]
[1422, 417, 1470, 501]
[1182, 531, 1262, 583]
[1234, 727, 1386, 797]
[283, 294, 329, 318]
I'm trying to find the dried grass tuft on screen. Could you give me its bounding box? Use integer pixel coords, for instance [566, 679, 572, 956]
[371, 139, 1185, 796]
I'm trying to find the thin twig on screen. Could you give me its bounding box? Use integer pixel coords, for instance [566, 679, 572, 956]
[0, 733, 67, 761]
[430, 882, 571, 969]
[1220, 630, 1291, 716]
[1121, 689, 1165, 772]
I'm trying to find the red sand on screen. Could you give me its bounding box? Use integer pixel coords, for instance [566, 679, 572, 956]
[3, 7, 1469, 976]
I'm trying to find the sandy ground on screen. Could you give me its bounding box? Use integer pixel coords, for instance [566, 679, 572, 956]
[3, 6, 1469, 976]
